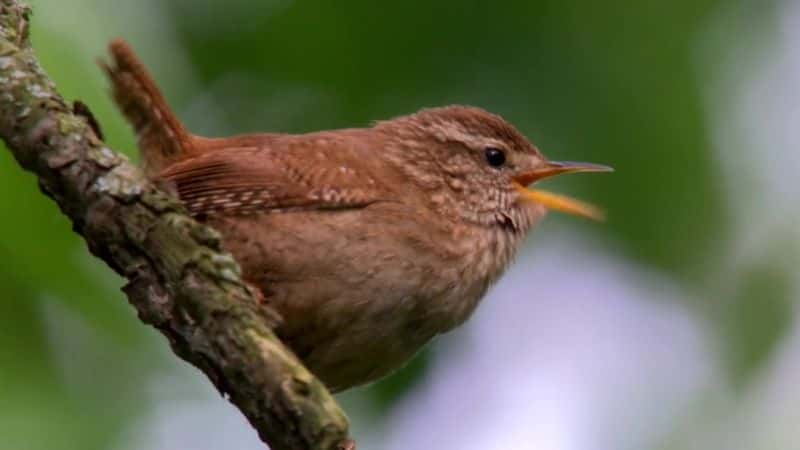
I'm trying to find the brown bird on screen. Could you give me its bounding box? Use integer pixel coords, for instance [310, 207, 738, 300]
[101, 39, 611, 392]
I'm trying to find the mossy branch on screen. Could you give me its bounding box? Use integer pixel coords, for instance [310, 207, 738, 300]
[0, 2, 350, 449]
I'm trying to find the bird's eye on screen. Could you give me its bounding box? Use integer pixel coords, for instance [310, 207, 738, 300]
[484, 147, 506, 167]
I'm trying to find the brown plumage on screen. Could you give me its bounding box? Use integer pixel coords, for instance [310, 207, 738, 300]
[100, 40, 194, 175]
[102, 39, 610, 391]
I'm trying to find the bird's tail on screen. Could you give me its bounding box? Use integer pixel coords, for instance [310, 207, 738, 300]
[100, 38, 194, 176]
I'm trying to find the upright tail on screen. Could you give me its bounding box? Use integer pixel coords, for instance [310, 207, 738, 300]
[100, 39, 194, 176]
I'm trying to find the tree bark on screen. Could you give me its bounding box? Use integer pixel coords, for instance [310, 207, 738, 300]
[0, 2, 350, 449]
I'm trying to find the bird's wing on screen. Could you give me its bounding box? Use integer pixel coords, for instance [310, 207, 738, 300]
[160, 142, 388, 217]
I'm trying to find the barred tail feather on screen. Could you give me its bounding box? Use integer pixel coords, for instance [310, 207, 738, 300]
[100, 38, 193, 176]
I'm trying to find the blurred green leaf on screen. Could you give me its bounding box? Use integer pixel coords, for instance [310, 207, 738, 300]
[719, 249, 793, 387]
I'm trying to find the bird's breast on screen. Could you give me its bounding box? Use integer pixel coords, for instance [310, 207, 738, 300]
[419, 224, 525, 332]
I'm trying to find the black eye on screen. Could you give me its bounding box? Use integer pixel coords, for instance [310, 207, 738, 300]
[484, 147, 506, 167]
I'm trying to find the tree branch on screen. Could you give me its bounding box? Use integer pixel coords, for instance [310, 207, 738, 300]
[0, 2, 350, 449]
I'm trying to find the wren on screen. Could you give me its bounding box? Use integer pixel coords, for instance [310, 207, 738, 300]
[101, 39, 611, 392]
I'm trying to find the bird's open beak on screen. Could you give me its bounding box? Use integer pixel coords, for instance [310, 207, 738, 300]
[512, 161, 613, 221]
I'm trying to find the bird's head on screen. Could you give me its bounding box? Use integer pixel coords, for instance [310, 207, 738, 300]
[377, 106, 612, 234]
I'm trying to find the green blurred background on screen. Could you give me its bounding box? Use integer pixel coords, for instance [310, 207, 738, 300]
[2, 0, 798, 449]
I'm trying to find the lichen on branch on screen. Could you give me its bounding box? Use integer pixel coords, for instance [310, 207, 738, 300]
[0, 2, 350, 449]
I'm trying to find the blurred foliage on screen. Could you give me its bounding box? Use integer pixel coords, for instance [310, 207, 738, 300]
[720, 246, 794, 388]
[0, 0, 790, 449]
